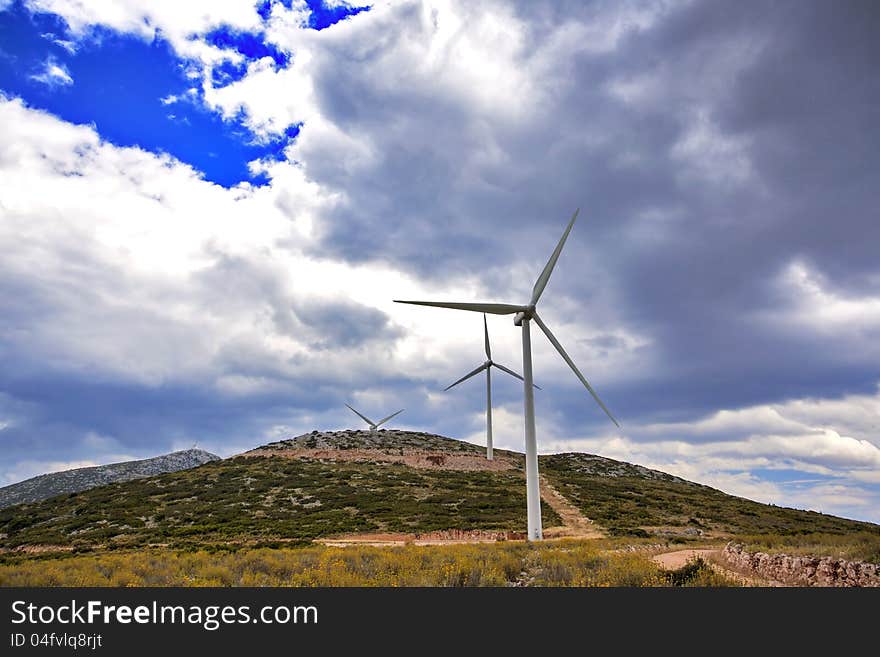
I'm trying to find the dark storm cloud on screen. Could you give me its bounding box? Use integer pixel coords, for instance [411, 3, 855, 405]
[298, 298, 402, 349]
[605, 0, 880, 416]
[288, 0, 880, 429]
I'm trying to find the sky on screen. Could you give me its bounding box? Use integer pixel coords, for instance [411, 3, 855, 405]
[0, 0, 878, 523]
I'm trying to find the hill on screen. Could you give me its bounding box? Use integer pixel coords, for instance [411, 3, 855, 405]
[0, 430, 876, 556]
[0, 449, 220, 509]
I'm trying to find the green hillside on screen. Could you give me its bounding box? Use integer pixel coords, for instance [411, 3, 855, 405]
[0, 453, 557, 551]
[540, 453, 879, 538]
[1, 430, 876, 556]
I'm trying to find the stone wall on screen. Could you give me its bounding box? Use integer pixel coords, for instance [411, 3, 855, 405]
[723, 543, 880, 587]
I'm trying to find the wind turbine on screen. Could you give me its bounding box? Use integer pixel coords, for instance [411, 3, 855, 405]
[345, 404, 405, 433]
[444, 314, 538, 461]
[395, 209, 619, 540]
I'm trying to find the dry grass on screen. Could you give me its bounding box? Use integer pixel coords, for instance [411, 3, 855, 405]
[0, 540, 738, 587]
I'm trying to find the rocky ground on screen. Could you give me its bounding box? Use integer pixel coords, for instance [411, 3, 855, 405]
[723, 542, 880, 587]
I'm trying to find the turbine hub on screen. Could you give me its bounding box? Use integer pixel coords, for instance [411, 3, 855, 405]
[513, 306, 535, 326]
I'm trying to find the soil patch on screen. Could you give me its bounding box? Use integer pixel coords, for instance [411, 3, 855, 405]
[243, 447, 518, 472]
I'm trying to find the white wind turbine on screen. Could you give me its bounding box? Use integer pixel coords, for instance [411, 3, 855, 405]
[345, 404, 405, 433]
[443, 314, 539, 461]
[395, 209, 619, 540]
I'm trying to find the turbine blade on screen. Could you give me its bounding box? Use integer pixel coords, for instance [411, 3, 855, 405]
[444, 363, 489, 391]
[532, 312, 619, 427]
[483, 314, 491, 359]
[530, 208, 579, 306]
[394, 300, 527, 315]
[375, 409, 404, 427]
[345, 403, 375, 427]
[492, 362, 541, 390]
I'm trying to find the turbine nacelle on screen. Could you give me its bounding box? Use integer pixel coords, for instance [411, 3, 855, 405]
[513, 306, 534, 326]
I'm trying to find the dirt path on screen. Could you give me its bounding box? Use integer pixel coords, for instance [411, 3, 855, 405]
[539, 475, 604, 539]
[315, 529, 522, 547]
[652, 548, 719, 569]
[651, 548, 782, 586]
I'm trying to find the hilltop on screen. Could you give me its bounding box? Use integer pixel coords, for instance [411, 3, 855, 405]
[0, 431, 877, 557]
[0, 448, 220, 509]
[261, 429, 490, 453]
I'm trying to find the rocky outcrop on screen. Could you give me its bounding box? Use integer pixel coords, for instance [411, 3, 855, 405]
[723, 542, 880, 587]
[0, 449, 220, 509]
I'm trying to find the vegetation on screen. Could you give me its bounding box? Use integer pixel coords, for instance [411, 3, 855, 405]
[737, 532, 880, 564]
[0, 457, 559, 550]
[1, 433, 875, 588]
[539, 454, 880, 539]
[0, 540, 737, 587]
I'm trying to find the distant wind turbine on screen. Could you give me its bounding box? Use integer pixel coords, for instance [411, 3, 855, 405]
[444, 314, 539, 461]
[345, 404, 405, 433]
[395, 209, 619, 541]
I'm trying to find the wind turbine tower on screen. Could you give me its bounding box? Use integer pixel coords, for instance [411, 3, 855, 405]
[444, 314, 538, 460]
[395, 209, 619, 540]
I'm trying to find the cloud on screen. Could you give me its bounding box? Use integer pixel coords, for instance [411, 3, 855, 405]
[1, 1, 879, 523]
[29, 56, 73, 86]
[0, 94, 483, 466]
[22, 0, 270, 62]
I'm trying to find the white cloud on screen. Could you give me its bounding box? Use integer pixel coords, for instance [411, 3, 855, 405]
[24, 0, 271, 62]
[30, 57, 74, 86]
[771, 259, 880, 335]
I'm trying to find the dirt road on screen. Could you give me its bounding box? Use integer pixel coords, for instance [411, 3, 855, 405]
[651, 548, 782, 586]
[539, 476, 604, 539]
[651, 548, 719, 569]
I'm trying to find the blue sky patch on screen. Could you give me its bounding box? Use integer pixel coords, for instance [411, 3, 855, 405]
[275, 0, 370, 30]
[205, 25, 290, 69]
[0, 2, 298, 187]
[256, 1, 274, 22]
[305, 1, 371, 30]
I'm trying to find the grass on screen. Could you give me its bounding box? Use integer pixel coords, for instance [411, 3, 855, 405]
[0, 457, 559, 550]
[0, 540, 737, 587]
